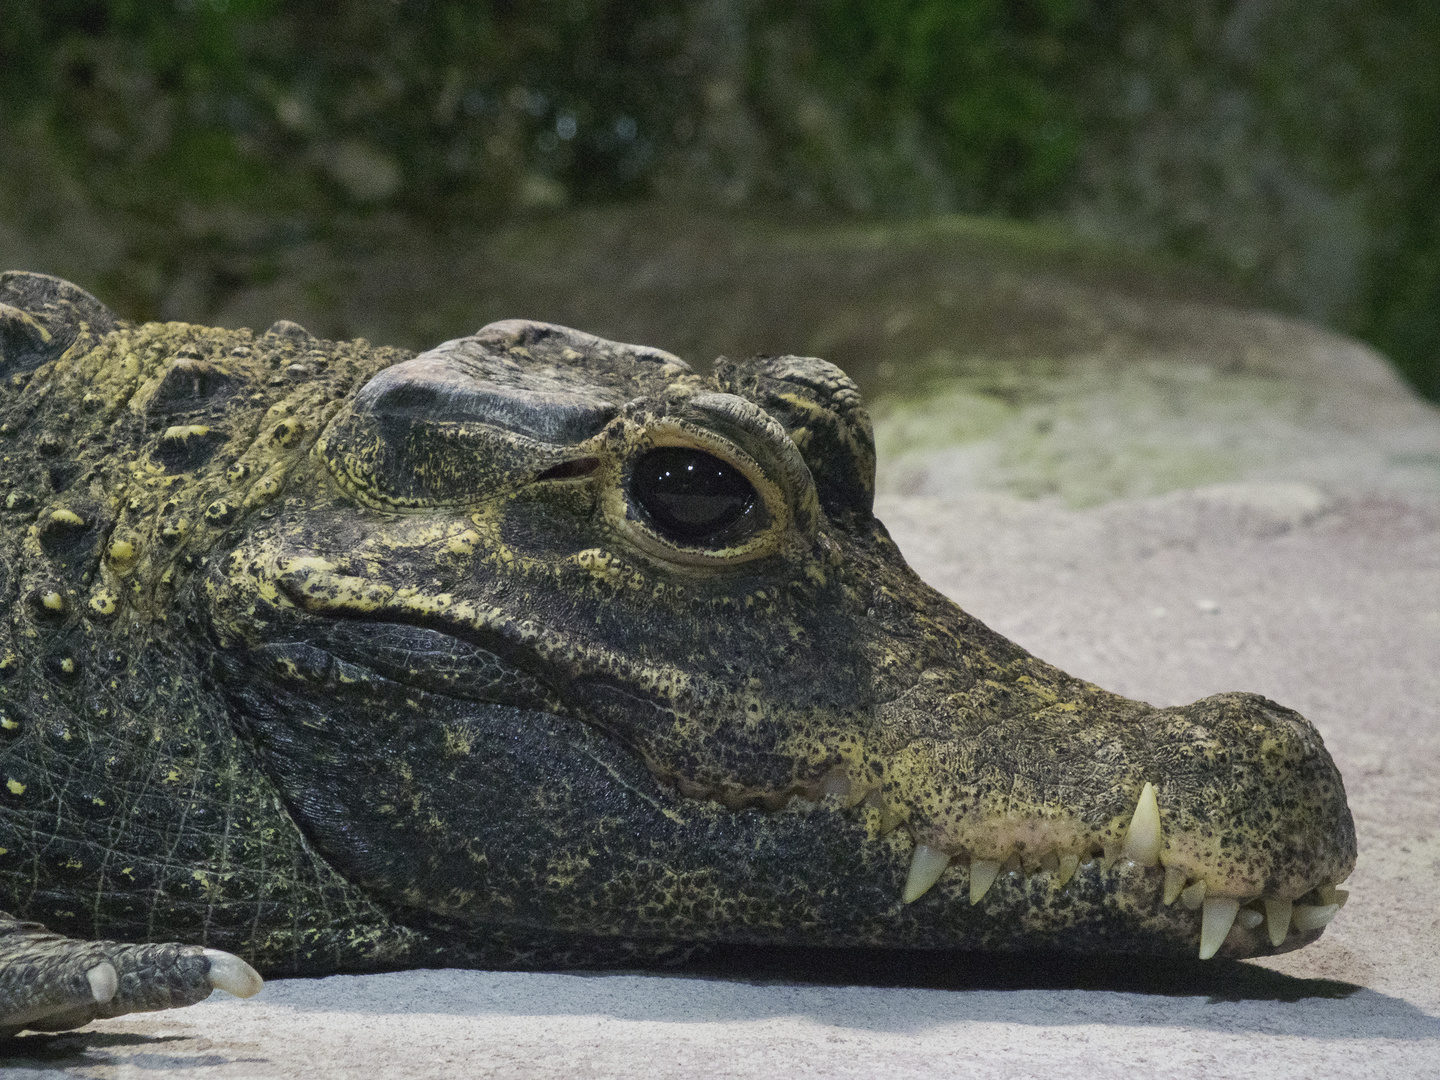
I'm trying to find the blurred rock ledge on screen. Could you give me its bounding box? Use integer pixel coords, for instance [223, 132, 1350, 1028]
[5, 206, 1436, 509]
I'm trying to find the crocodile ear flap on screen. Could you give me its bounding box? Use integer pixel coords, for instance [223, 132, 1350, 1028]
[0, 272, 121, 377]
[714, 354, 876, 521]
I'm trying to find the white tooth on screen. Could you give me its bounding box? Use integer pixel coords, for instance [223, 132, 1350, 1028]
[86, 962, 118, 1004]
[1180, 879, 1208, 910]
[1121, 781, 1162, 866]
[1317, 885, 1349, 908]
[1056, 853, 1080, 886]
[1162, 866, 1188, 905]
[902, 844, 951, 903]
[1237, 908, 1264, 929]
[1199, 897, 1240, 960]
[1264, 898, 1293, 947]
[970, 859, 1001, 905]
[1291, 903, 1340, 931]
[204, 949, 264, 999]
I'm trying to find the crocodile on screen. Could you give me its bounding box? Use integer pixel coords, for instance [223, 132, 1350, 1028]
[0, 271, 1355, 1036]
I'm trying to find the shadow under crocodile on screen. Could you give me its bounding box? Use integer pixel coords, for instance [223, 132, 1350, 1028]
[0, 1031, 268, 1072]
[176, 949, 1439, 1042]
[1, 950, 1435, 1063]
[683, 945, 1364, 1001]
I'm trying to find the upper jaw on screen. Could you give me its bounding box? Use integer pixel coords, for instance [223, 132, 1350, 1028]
[657, 685, 1355, 960]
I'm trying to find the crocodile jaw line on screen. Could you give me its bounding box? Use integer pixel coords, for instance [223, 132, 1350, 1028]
[893, 779, 1351, 958]
[673, 764, 1351, 958]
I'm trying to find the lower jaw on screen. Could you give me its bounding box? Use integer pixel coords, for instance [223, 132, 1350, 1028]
[666, 776, 1345, 959]
[883, 849, 1328, 959]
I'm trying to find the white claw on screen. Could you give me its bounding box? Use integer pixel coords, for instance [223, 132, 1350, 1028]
[969, 859, 1001, 905]
[1199, 896, 1240, 960]
[203, 949, 263, 999]
[1162, 866, 1188, 905]
[1056, 853, 1080, 886]
[1264, 898, 1293, 947]
[903, 844, 951, 903]
[86, 962, 118, 1004]
[1121, 782, 1163, 867]
[1291, 903, 1340, 931]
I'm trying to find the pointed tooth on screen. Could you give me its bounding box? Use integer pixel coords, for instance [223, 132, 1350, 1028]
[1317, 885, 1349, 908]
[86, 962, 118, 1004]
[1100, 842, 1122, 870]
[1199, 897, 1240, 960]
[1237, 908, 1264, 929]
[1291, 903, 1340, 931]
[1121, 781, 1163, 866]
[969, 859, 1001, 905]
[1002, 852, 1022, 874]
[1162, 866, 1188, 905]
[203, 949, 264, 999]
[1039, 850, 1060, 875]
[902, 844, 951, 903]
[1180, 879, 1207, 910]
[1056, 853, 1080, 886]
[1264, 898, 1293, 947]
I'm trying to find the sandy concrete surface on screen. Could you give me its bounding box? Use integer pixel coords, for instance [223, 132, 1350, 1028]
[2, 322, 1438, 1078]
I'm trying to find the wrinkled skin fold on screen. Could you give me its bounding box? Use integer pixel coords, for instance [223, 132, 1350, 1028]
[0, 272, 1354, 1032]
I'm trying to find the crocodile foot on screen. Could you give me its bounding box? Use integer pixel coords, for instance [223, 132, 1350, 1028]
[0, 913, 261, 1039]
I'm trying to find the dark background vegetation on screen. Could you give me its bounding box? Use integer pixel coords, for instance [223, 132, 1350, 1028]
[1, 0, 1436, 399]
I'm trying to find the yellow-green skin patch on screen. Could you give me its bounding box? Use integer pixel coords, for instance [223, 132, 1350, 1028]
[0, 274, 1355, 975]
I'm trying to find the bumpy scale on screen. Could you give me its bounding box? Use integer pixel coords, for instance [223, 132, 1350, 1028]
[0, 272, 1355, 1035]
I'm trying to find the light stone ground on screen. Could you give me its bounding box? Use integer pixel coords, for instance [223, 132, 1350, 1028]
[2, 319, 1438, 1080]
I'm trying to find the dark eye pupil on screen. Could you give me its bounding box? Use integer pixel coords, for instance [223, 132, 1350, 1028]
[630, 447, 757, 544]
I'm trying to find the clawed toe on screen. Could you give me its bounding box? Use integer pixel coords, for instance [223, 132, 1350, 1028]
[0, 913, 262, 1036]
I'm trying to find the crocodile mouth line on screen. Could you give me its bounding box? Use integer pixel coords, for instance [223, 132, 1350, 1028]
[670, 773, 1351, 959]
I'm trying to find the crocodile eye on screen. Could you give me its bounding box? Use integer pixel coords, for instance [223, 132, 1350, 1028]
[628, 447, 760, 546]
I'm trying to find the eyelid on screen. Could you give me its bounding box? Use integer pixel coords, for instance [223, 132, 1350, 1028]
[680, 394, 819, 541]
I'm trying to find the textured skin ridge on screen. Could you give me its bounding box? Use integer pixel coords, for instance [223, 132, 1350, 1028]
[0, 272, 1356, 1035]
[0, 296, 429, 974]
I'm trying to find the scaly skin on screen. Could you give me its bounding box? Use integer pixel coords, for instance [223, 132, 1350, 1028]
[0, 272, 1355, 1034]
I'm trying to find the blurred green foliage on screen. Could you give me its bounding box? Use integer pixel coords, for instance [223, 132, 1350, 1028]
[0, 0, 1436, 398]
[1069, 0, 1440, 400]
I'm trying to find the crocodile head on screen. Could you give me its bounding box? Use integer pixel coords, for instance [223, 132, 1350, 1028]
[0, 272, 1355, 967]
[201, 317, 1355, 962]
